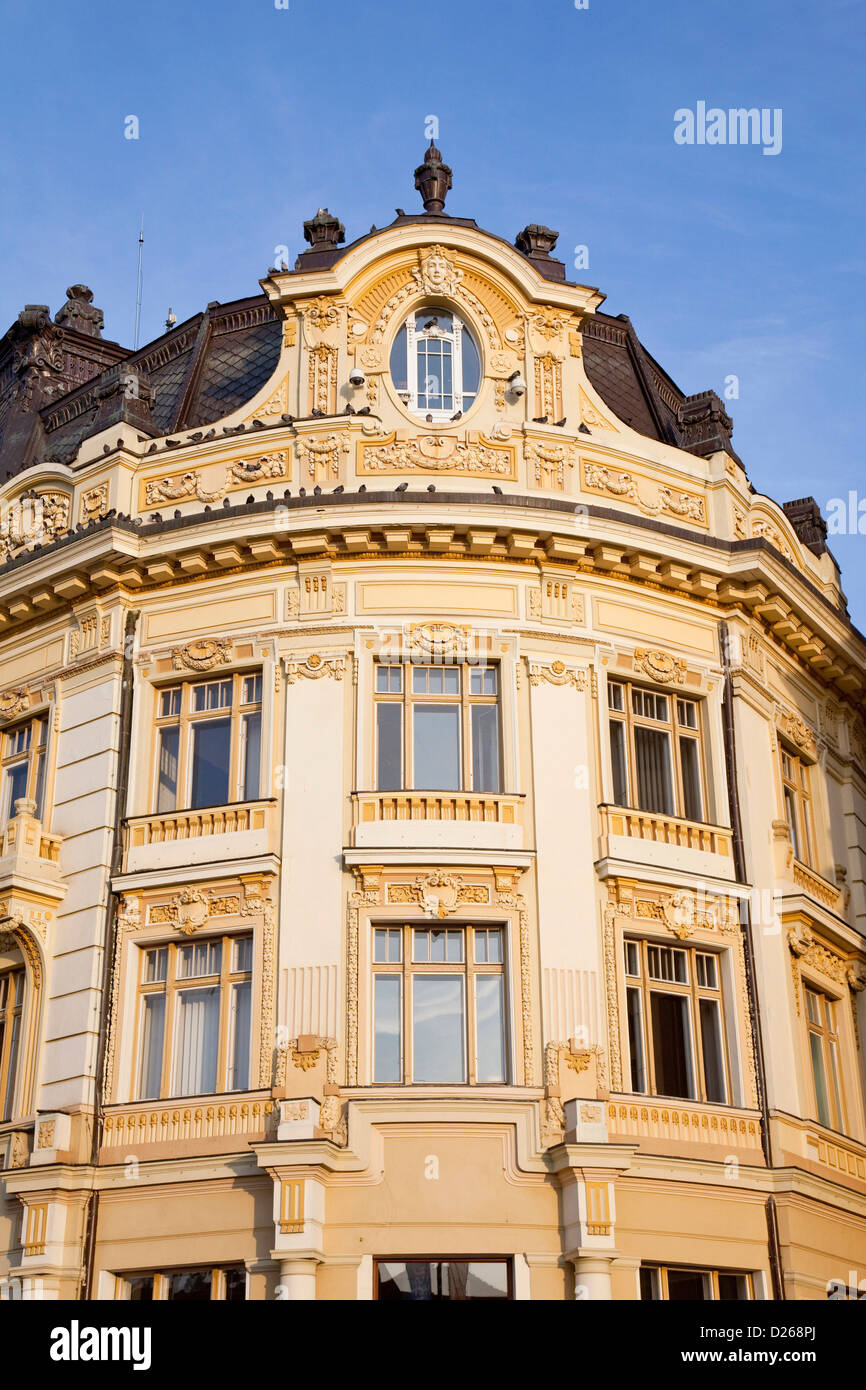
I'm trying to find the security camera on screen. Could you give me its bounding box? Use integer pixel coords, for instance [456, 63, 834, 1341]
[508, 370, 527, 397]
[348, 367, 366, 388]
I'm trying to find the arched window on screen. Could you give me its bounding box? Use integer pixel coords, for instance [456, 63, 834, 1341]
[0, 956, 25, 1121]
[390, 310, 480, 420]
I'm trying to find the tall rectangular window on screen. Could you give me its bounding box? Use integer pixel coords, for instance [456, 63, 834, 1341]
[136, 933, 253, 1100]
[372, 924, 508, 1085]
[152, 672, 263, 812]
[0, 966, 24, 1121]
[373, 662, 501, 792]
[780, 746, 814, 867]
[624, 939, 729, 1103]
[805, 987, 844, 1131]
[1, 717, 47, 825]
[607, 681, 706, 822]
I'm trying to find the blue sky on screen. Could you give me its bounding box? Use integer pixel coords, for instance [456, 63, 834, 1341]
[1, 0, 864, 620]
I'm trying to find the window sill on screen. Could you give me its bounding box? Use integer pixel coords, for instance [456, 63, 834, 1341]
[598, 804, 736, 878]
[122, 799, 278, 872]
[352, 790, 525, 851]
[100, 1092, 276, 1158]
[789, 858, 843, 913]
[607, 1094, 762, 1153]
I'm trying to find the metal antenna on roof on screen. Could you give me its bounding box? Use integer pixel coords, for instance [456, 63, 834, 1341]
[133, 215, 144, 349]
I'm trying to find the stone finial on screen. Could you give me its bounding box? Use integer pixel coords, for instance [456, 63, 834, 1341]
[782, 497, 829, 557]
[303, 208, 346, 252]
[54, 285, 104, 338]
[515, 224, 559, 257]
[414, 141, 453, 214]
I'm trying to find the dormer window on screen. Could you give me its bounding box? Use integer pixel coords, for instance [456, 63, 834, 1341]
[390, 310, 480, 420]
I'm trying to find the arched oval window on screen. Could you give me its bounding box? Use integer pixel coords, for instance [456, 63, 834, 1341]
[389, 309, 480, 420]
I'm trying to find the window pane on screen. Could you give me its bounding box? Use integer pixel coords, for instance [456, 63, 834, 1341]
[639, 1267, 660, 1300]
[192, 680, 232, 712]
[471, 704, 500, 792]
[624, 941, 640, 977]
[241, 712, 261, 800]
[374, 975, 401, 1082]
[805, 989, 820, 1026]
[173, 987, 220, 1096]
[608, 682, 624, 712]
[699, 998, 727, 1103]
[470, 667, 497, 695]
[634, 726, 674, 815]
[462, 331, 480, 399]
[190, 718, 231, 808]
[128, 1276, 155, 1302]
[377, 1259, 508, 1301]
[160, 688, 181, 718]
[138, 994, 165, 1100]
[667, 1269, 707, 1301]
[32, 752, 46, 821]
[414, 705, 460, 789]
[677, 699, 698, 730]
[242, 674, 262, 705]
[809, 1030, 832, 1128]
[784, 786, 800, 859]
[178, 941, 221, 979]
[627, 986, 646, 1092]
[376, 703, 403, 791]
[376, 665, 402, 693]
[609, 720, 628, 805]
[223, 1268, 246, 1301]
[233, 936, 253, 973]
[2, 1012, 20, 1120]
[168, 1270, 212, 1301]
[374, 928, 402, 963]
[4, 763, 28, 819]
[475, 928, 503, 964]
[156, 727, 179, 812]
[228, 981, 251, 1090]
[828, 1039, 842, 1129]
[650, 992, 695, 1099]
[475, 974, 506, 1082]
[144, 947, 168, 984]
[390, 326, 408, 393]
[412, 975, 465, 1083]
[718, 1273, 748, 1300]
[679, 736, 703, 821]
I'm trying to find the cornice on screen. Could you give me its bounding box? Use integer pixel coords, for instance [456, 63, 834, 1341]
[0, 492, 863, 721]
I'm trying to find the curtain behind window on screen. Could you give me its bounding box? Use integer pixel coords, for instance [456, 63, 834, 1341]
[173, 987, 220, 1095]
[634, 727, 674, 815]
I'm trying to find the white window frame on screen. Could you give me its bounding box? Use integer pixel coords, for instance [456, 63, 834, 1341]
[399, 311, 479, 421]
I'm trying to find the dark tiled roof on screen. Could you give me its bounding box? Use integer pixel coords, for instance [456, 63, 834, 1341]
[184, 317, 281, 427]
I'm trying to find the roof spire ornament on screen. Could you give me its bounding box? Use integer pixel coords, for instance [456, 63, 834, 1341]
[302, 208, 346, 252]
[414, 140, 453, 214]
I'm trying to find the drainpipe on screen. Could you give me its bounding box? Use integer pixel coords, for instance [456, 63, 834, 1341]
[81, 608, 139, 1299]
[720, 621, 785, 1302]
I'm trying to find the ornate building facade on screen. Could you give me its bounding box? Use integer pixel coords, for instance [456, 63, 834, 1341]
[0, 146, 864, 1301]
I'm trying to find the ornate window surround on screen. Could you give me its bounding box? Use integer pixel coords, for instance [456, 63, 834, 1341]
[596, 647, 727, 826]
[786, 910, 866, 1143]
[105, 876, 276, 1106]
[126, 639, 278, 819]
[377, 259, 490, 428]
[346, 863, 534, 1090]
[603, 880, 757, 1111]
[353, 625, 520, 795]
[0, 685, 56, 832]
[0, 914, 46, 1124]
